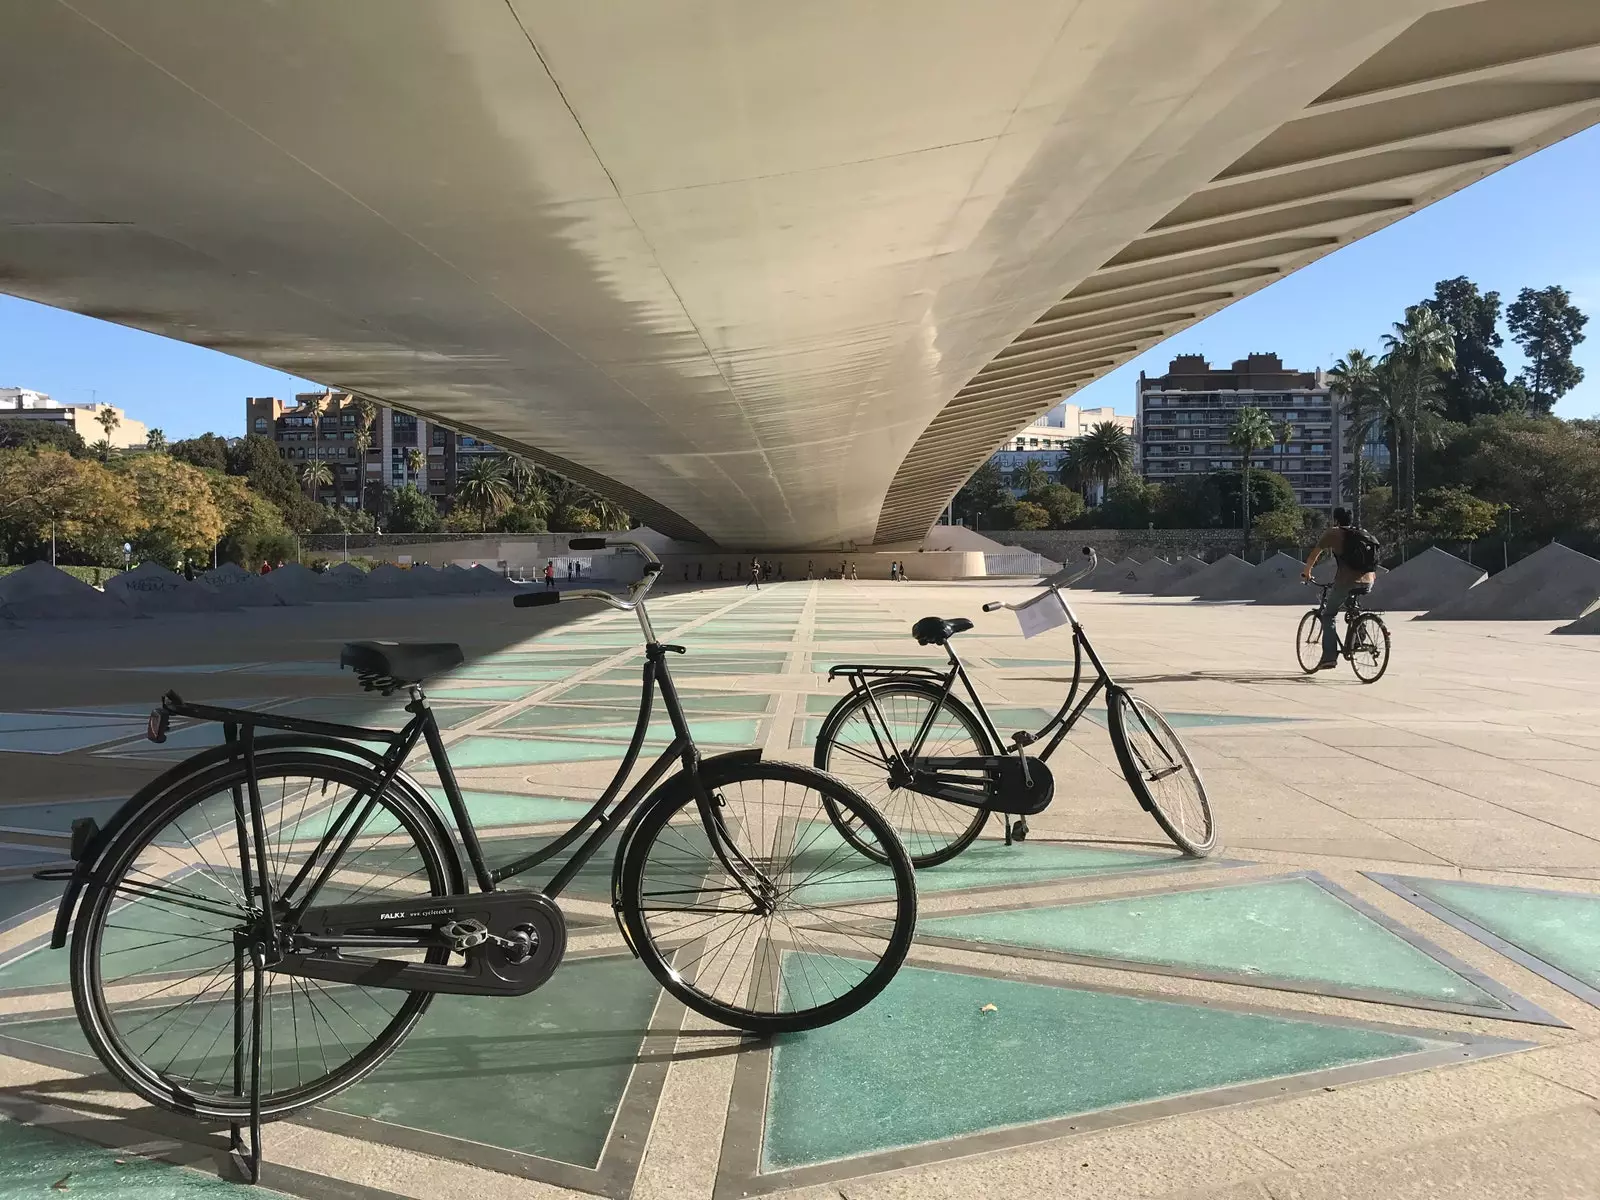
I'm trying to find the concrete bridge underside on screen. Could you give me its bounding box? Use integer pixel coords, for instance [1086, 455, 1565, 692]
[2, 0, 1598, 550]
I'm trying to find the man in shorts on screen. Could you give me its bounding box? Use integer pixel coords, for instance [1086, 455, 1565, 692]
[1300, 507, 1378, 671]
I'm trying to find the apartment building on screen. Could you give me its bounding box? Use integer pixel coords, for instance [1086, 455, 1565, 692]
[989, 400, 1137, 495]
[1, 388, 150, 450]
[1137, 354, 1341, 511]
[247, 392, 504, 509]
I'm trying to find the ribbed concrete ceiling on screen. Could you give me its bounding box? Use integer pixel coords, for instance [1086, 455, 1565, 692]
[2, 0, 1597, 549]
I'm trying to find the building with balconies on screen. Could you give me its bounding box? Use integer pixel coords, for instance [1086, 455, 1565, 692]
[1137, 354, 1341, 513]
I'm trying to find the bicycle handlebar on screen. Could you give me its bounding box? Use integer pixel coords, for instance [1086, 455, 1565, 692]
[514, 536, 665, 614]
[983, 547, 1098, 612]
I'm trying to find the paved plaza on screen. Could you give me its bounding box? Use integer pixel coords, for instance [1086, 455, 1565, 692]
[2, 579, 1599, 1199]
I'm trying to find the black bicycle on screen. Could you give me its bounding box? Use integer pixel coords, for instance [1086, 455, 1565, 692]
[814, 549, 1216, 866]
[1296, 580, 1390, 683]
[43, 536, 915, 1179]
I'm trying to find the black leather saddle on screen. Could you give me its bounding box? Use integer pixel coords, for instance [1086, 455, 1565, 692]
[911, 616, 973, 647]
[340, 640, 464, 686]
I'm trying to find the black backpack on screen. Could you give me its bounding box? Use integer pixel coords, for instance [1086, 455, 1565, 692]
[1341, 526, 1380, 573]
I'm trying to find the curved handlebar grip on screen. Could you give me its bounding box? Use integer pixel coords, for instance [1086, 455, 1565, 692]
[513, 591, 561, 608]
[982, 601, 1002, 612]
[569, 537, 607, 550]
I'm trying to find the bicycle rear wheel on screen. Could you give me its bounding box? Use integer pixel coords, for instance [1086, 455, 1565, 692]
[1348, 613, 1391, 683]
[1295, 610, 1324, 673]
[1107, 692, 1217, 857]
[619, 760, 916, 1034]
[813, 682, 989, 866]
[70, 750, 459, 1121]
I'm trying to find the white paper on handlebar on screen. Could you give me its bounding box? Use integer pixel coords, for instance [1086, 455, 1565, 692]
[1016, 591, 1069, 639]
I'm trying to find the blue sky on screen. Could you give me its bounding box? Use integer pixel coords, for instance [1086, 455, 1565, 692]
[1, 125, 1596, 440]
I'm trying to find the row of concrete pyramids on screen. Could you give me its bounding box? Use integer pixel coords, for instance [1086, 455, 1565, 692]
[0, 559, 516, 621]
[1068, 543, 1600, 629]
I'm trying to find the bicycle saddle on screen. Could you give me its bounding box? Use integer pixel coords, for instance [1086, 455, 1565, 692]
[340, 640, 464, 686]
[911, 616, 973, 646]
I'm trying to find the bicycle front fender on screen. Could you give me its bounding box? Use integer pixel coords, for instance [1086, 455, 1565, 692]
[46, 734, 454, 950]
[607, 748, 764, 954]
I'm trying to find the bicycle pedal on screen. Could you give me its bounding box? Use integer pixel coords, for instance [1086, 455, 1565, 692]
[440, 919, 489, 952]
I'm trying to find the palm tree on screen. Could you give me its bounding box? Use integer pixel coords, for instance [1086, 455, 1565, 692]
[1381, 305, 1455, 524]
[588, 495, 632, 531]
[1067, 421, 1134, 503]
[145, 428, 167, 452]
[405, 446, 425, 486]
[1013, 458, 1051, 496]
[506, 455, 539, 499]
[1228, 406, 1274, 548]
[1271, 417, 1296, 481]
[1328, 349, 1381, 526]
[300, 459, 333, 500]
[94, 406, 120, 458]
[457, 457, 513, 530]
[351, 397, 377, 510]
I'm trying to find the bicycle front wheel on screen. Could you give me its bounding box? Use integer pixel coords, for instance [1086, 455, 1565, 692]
[814, 682, 990, 866]
[1348, 613, 1391, 683]
[70, 750, 459, 1121]
[1295, 610, 1324, 673]
[619, 760, 916, 1034]
[1107, 692, 1217, 857]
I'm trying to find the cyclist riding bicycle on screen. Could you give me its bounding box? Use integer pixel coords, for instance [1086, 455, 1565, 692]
[1300, 506, 1378, 671]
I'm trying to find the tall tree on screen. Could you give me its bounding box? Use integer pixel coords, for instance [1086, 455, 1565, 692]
[171, 433, 229, 472]
[405, 446, 425, 483]
[1328, 349, 1381, 526]
[351, 397, 377, 510]
[1422, 277, 1509, 423]
[1272, 417, 1297, 484]
[952, 462, 1009, 528]
[1067, 421, 1134, 502]
[0, 418, 87, 457]
[94, 405, 121, 444]
[456, 457, 513, 530]
[1507, 285, 1588, 414]
[1382, 304, 1455, 523]
[1228, 406, 1274, 547]
[144, 428, 167, 452]
[1013, 458, 1051, 495]
[300, 459, 333, 499]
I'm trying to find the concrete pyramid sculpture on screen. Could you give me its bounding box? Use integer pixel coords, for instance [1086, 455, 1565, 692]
[1181, 554, 1259, 601]
[1111, 557, 1178, 593]
[260, 562, 328, 604]
[1555, 607, 1600, 634]
[319, 561, 370, 600]
[1419, 543, 1600, 621]
[0, 562, 130, 620]
[1249, 552, 1313, 604]
[200, 562, 287, 607]
[1154, 556, 1209, 596]
[106, 561, 239, 613]
[1375, 547, 1485, 611]
[1089, 557, 1142, 591]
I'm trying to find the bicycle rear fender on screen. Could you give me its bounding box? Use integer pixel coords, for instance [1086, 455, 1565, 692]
[608, 747, 763, 955]
[46, 734, 457, 949]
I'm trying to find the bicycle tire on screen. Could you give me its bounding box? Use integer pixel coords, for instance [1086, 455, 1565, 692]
[1348, 613, 1391, 684]
[71, 749, 459, 1121]
[1107, 692, 1217, 857]
[813, 681, 990, 867]
[619, 759, 916, 1034]
[1295, 609, 1325, 674]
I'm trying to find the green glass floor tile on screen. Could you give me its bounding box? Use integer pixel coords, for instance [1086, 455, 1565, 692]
[476, 834, 613, 900]
[447, 736, 633, 767]
[807, 694, 845, 714]
[427, 788, 591, 828]
[761, 960, 1438, 1170]
[425, 683, 545, 700]
[493, 714, 760, 745]
[447, 666, 578, 682]
[325, 956, 660, 1166]
[791, 829, 1184, 905]
[1397, 877, 1600, 992]
[0, 877, 64, 925]
[492, 706, 641, 729]
[0, 1114, 242, 1199]
[921, 878, 1503, 1009]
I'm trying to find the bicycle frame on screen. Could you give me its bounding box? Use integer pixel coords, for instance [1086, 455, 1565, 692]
[146, 537, 771, 943]
[1308, 582, 1368, 655]
[826, 550, 1181, 800]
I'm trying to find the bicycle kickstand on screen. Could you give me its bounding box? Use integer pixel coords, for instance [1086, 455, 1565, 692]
[229, 944, 265, 1184]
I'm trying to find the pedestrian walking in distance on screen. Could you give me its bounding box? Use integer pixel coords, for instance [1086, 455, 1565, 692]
[544, 560, 557, 590]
